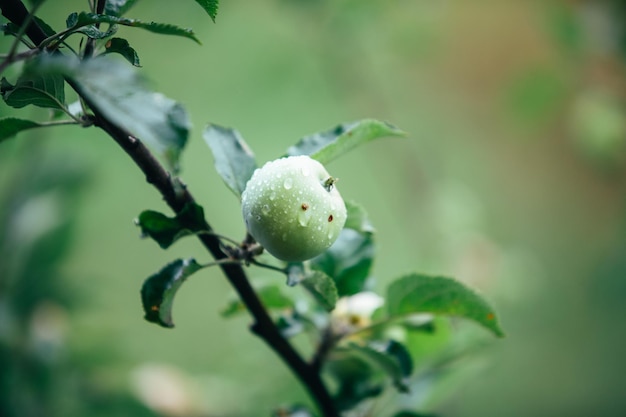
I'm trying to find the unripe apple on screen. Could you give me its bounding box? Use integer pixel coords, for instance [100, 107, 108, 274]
[241, 155, 347, 262]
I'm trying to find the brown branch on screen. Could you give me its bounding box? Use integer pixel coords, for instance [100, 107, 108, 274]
[0, 0, 339, 415]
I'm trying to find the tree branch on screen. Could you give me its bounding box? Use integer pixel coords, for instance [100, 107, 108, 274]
[0, 0, 339, 415]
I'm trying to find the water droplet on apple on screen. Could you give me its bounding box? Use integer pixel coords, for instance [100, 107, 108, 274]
[283, 178, 293, 190]
[298, 209, 311, 226]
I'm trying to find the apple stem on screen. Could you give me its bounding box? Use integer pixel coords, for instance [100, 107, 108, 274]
[323, 176, 337, 192]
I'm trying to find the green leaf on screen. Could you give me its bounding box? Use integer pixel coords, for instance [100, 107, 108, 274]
[102, 37, 141, 66]
[344, 200, 375, 233]
[75, 23, 118, 40]
[221, 285, 294, 317]
[311, 229, 375, 297]
[140, 258, 203, 328]
[347, 340, 413, 393]
[1, 73, 65, 110]
[104, 0, 138, 17]
[33, 16, 57, 37]
[0, 117, 46, 142]
[67, 12, 200, 44]
[276, 312, 305, 338]
[287, 119, 406, 165]
[194, 0, 219, 22]
[2, 16, 55, 39]
[136, 203, 206, 249]
[301, 271, 338, 312]
[34, 55, 190, 173]
[202, 124, 258, 198]
[327, 350, 384, 410]
[387, 274, 504, 337]
[1, 22, 20, 36]
[4, 17, 55, 37]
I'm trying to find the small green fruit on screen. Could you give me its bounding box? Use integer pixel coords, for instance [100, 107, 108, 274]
[241, 155, 347, 262]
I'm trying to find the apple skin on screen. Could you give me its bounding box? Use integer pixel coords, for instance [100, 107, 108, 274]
[241, 155, 347, 262]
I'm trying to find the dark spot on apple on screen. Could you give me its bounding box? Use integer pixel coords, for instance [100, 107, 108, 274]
[301, 203, 309, 211]
[328, 214, 333, 222]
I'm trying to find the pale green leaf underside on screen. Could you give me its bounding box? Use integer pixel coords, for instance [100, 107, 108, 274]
[202, 124, 257, 198]
[34, 55, 190, 173]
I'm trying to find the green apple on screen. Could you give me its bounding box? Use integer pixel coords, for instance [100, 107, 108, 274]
[241, 155, 347, 262]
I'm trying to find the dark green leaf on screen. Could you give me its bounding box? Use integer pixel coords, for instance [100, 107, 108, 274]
[65, 12, 78, 28]
[104, 0, 138, 17]
[34, 55, 190, 172]
[387, 274, 504, 337]
[141, 258, 203, 328]
[1, 73, 65, 110]
[276, 312, 305, 338]
[33, 16, 57, 37]
[347, 341, 412, 393]
[136, 203, 206, 249]
[301, 271, 338, 312]
[68, 12, 200, 44]
[1, 23, 20, 36]
[327, 350, 384, 411]
[3, 17, 56, 38]
[202, 124, 257, 197]
[221, 285, 293, 318]
[0, 117, 46, 142]
[286, 119, 406, 165]
[311, 229, 374, 297]
[194, 0, 219, 22]
[103, 37, 141, 66]
[344, 200, 375, 233]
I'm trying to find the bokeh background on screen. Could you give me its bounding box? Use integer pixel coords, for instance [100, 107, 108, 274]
[1, 1, 625, 416]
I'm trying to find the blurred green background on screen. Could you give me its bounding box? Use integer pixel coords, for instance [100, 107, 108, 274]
[1, 0, 625, 416]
